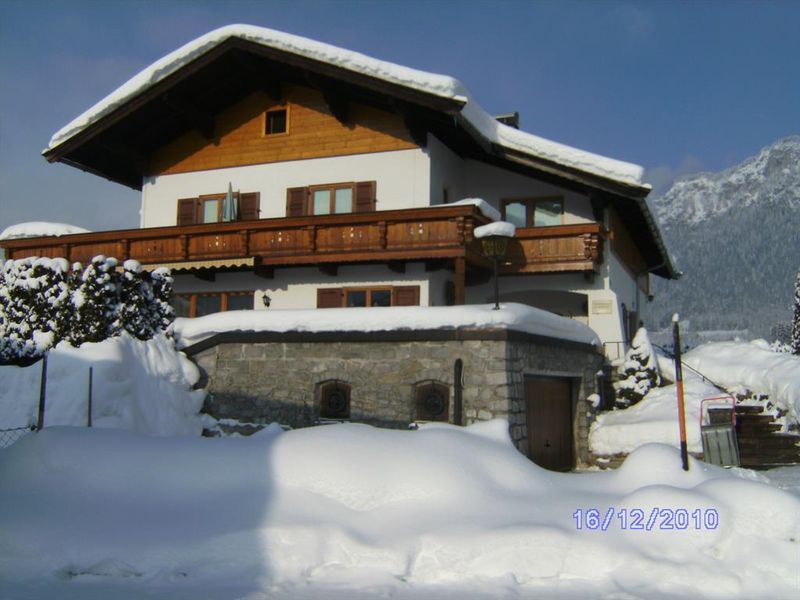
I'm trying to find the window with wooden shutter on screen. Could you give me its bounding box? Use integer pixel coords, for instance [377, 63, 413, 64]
[317, 287, 343, 308]
[355, 180, 377, 213]
[392, 286, 420, 306]
[238, 192, 260, 221]
[287, 187, 308, 217]
[177, 198, 199, 226]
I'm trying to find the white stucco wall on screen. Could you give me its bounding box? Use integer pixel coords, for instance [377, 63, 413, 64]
[461, 159, 595, 224]
[427, 134, 465, 205]
[172, 263, 450, 310]
[140, 148, 431, 227]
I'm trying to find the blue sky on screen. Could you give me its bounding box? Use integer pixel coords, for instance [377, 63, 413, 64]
[1, 0, 798, 233]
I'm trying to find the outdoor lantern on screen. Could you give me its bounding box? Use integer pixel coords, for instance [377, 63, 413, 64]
[475, 221, 516, 310]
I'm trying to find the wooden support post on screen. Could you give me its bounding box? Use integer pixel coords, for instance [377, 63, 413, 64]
[454, 257, 466, 305]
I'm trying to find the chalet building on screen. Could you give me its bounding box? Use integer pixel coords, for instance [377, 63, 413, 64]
[0, 25, 676, 355]
[0, 25, 683, 469]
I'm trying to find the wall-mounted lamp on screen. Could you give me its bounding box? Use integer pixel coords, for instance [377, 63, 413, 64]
[475, 221, 516, 310]
[262, 294, 272, 308]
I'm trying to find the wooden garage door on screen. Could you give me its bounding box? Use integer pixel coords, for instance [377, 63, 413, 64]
[525, 377, 574, 471]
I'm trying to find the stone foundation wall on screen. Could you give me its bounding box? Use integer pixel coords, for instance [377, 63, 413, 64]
[190, 331, 604, 467]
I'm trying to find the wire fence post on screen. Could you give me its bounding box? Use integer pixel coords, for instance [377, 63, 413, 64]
[87, 367, 93, 427]
[37, 353, 48, 431]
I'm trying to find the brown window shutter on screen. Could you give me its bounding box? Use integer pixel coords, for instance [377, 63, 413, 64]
[317, 287, 343, 308]
[392, 285, 420, 306]
[286, 187, 308, 217]
[177, 198, 199, 226]
[238, 192, 260, 221]
[354, 181, 377, 213]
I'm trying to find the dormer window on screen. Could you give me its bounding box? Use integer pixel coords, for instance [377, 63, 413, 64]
[265, 107, 288, 135]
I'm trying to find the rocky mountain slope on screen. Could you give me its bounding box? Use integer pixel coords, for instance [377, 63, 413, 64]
[647, 136, 800, 340]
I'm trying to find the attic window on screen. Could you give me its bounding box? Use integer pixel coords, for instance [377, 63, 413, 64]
[265, 108, 288, 135]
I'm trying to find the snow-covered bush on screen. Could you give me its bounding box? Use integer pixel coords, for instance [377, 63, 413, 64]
[149, 267, 175, 335]
[0, 255, 173, 362]
[117, 260, 155, 340]
[0, 258, 72, 360]
[614, 327, 661, 408]
[70, 256, 120, 345]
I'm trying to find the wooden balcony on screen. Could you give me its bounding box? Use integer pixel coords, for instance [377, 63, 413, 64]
[503, 224, 604, 275]
[0, 206, 603, 275]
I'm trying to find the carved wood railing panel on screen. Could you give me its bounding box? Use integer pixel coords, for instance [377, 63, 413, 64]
[503, 224, 604, 274]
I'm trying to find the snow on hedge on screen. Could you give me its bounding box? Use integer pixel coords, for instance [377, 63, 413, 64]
[0, 221, 90, 240]
[591, 340, 800, 455]
[0, 333, 207, 435]
[1, 425, 797, 599]
[173, 303, 601, 349]
[45, 24, 645, 188]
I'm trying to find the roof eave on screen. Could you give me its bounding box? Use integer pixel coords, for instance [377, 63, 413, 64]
[42, 36, 467, 168]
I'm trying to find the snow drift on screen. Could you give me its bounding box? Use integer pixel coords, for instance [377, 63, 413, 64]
[0, 424, 797, 599]
[591, 340, 800, 455]
[0, 333, 207, 435]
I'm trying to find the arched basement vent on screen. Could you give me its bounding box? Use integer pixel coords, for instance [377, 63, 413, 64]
[415, 380, 450, 422]
[318, 380, 351, 419]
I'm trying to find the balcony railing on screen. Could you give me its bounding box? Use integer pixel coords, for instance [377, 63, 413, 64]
[503, 223, 603, 274]
[0, 207, 603, 274]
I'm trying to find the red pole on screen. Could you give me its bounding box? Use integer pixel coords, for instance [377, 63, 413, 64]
[672, 315, 689, 471]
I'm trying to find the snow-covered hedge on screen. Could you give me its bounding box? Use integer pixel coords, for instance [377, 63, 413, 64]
[0, 256, 174, 362]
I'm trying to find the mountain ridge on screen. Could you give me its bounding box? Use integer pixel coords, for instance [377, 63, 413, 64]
[646, 136, 800, 340]
[652, 135, 800, 227]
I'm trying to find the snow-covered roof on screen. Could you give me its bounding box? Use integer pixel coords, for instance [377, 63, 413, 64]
[45, 24, 646, 190]
[0, 222, 90, 241]
[174, 303, 601, 350]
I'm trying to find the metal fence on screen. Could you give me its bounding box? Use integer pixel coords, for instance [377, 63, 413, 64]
[0, 426, 35, 449]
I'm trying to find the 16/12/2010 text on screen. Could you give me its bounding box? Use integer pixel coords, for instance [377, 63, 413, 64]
[572, 508, 719, 531]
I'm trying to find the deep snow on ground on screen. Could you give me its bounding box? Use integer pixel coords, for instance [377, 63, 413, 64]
[591, 340, 800, 455]
[0, 333, 208, 435]
[1, 423, 798, 600]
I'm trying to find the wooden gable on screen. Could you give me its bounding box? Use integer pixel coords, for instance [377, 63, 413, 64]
[149, 84, 418, 176]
